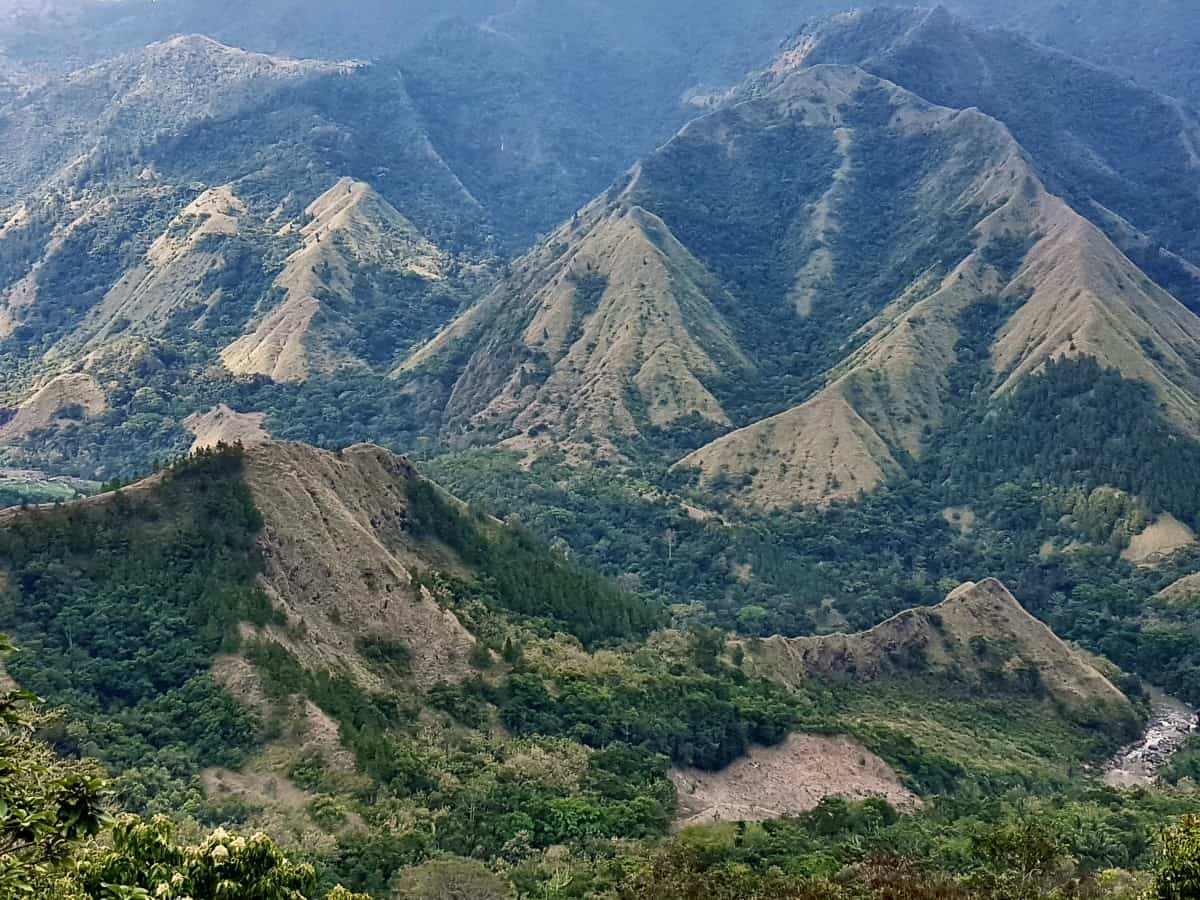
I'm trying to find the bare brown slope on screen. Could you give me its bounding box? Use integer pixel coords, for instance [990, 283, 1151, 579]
[671, 733, 920, 828]
[0, 372, 105, 444]
[742, 578, 1138, 733]
[221, 177, 448, 382]
[1157, 573, 1200, 604]
[401, 197, 750, 458]
[237, 441, 475, 689]
[183, 404, 270, 453]
[59, 185, 246, 351]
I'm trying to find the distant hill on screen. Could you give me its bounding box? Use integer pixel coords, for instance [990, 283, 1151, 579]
[742, 578, 1141, 735]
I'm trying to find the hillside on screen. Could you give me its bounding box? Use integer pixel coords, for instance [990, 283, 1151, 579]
[409, 60, 1200, 507]
[743, 578, 1141, 733]
[780, 6, 1200, 310]
[0, 441, 1163, 895]
[5, 5, 1200, 897]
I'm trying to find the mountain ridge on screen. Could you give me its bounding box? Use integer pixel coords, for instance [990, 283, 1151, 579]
[410, 59, 1200, 507]
[742, 577, 1141, 734]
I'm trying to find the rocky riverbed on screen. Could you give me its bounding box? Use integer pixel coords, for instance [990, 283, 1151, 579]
[1104, 691, 1197, 789]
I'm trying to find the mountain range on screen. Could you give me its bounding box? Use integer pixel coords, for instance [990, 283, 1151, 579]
[3, 4, 1200, 897]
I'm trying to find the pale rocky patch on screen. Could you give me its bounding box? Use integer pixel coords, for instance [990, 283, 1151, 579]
[670, 733, 920, 828]
[184, 404, 270, 453]
[1122, 515, 1196, 567]
[64, 185, 246, 351]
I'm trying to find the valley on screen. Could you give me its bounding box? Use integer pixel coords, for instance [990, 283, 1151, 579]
[1, 2, 1200, 898]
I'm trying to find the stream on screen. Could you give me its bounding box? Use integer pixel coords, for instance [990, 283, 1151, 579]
[1104, 690, 1197, 789]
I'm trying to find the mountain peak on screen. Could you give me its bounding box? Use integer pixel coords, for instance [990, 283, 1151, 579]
[220, 177, 448, 383]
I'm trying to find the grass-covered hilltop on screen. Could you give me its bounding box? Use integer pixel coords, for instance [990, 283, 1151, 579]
[1, 439, 1199, 898]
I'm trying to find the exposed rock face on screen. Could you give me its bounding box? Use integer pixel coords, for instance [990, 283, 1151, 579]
[743, 578, 1140, 733]
[675, 69, 1200, 508]
[401, 200, 750, 459]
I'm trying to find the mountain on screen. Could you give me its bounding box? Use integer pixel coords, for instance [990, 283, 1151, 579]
[0, 34, 357, 205]
[0, 438, 659, 776]
[781, 6, 1200, 311]
[0, 439, 1151, 895]
[408, 58, 1200, 507]
[5, 1, 1197, 110]
[742, 578, 1140, 733]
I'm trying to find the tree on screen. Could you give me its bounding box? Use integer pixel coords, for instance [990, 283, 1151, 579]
[1149, 815, 1200, 900]
[0, 635, 107, 898]
[0, 637, 364, 900]
[76, 816, 370, 900]
[393, 857, 509, 899]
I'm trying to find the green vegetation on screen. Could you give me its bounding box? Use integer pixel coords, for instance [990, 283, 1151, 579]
[0, 635, 107, 897]
[0, 446, 273, 774]
[936, 357, 1200, 527]
[404, 478, 660, 644]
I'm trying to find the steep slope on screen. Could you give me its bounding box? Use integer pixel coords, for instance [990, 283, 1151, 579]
[220, 178, 449, 382]
[0, 441, 481, 690]
[780, 6, 1200, 309]
[235, 441, 476, 688]
[0, 32, 487, 399]
[402, 200, 750, 457]
[742, 578, 1140, 733]
[415, 61, 1200, 507]
[945, 0, 1200, 107]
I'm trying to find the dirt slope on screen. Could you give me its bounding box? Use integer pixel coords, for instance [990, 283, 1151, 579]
[0, 372, 105, 443]
[671, 733, 920, 828]
[237, 441, 476, 689]
[221, 177, 447, 382]
[742, 578, 1139, 732]
[1157, 573, 1200, 603]
[1121, 514, 1196, 567]
[183, 404, 270, 453]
